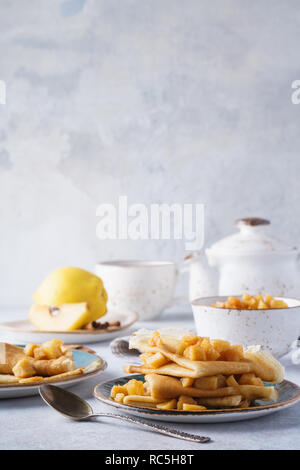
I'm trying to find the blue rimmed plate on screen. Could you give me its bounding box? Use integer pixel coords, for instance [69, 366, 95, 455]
[0, 349, 107, 399]
[94, 374, 300, 423]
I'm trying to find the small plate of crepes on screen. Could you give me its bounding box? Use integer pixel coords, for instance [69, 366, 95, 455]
[0, 338, 107, 399]
[94, 330, 300, 423]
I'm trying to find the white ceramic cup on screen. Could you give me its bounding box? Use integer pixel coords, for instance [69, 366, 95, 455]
[191, 295, 300, 359]
[95, 260, 185, 321]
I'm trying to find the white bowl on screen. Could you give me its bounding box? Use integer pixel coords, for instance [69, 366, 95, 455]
[191, 295, 300, 358]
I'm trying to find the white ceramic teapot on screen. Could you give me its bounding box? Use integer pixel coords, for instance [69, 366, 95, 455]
[186, 217, 300, 300]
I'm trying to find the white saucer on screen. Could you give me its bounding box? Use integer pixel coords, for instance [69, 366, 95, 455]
[0, 310, 139, 344]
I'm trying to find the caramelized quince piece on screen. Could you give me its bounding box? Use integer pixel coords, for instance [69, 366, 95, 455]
[180, 377, 194, 388]
[211, 301, 226, 308]
[248, 298, 259, 309]
[255, 294, 264, 302]
[33, 347, 48, 360]
[220, 345, 244, 362]
[238, 373, 264, 386]
[226, 296, 242, 309]
[211, 339, 231, 353]
[110, 385, 128, 398]
[125, 379, 144, 396]
[258, 300, 268, 309]
[270, 299, 288, 309]
[200, 338, 220, 361]
[216, 374, 227, 388]
[143, 382, 151, 396]
[265, 293, 273, 305]
[177, 395, 196, 410]
[144, 352, 169, 369]
[115, 393, 125, 403]
[242, 293, 252, 302]
[182, 404, 207, 411]
[12, 358, 36, 378]
[149, 331, 162, 347]
[156, 399, 177, 410]
[42, 339, 64, 359]
[24, 344, 39, 357]
[182, 334, 199, 345]
[226, 375, 240, 387]
[194, 376, 218, 390]
[176, 334, 199, 355]
[140, 353, 152, 364]
[251, 377, 264, 386]
[183, 344, 206, 361]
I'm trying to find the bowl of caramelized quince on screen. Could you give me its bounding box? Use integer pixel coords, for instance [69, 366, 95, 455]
[191, 293, 300, 358]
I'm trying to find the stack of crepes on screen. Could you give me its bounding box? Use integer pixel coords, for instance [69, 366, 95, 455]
[110, 330, 284, 411]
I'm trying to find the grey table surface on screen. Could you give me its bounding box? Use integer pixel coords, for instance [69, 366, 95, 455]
[0, 308, 299, 451]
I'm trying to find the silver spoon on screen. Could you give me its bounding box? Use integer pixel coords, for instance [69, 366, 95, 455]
[39, 384, 211, 444]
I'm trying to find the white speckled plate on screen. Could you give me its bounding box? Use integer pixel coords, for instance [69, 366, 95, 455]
[0, 349, 107, 399]
[94, 374, 300, 423]
[0, 310, 138, 344]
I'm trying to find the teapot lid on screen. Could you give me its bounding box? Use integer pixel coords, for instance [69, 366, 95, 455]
[207, 218, 297, 255]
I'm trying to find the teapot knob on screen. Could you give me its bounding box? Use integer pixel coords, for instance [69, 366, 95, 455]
[184, 252, 201, 263]
[236, 217, 270, 227]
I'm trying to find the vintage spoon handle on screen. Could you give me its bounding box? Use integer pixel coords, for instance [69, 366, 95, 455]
[88, 412, 211, 443]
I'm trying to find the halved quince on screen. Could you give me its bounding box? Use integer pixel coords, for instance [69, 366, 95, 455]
[29, 302, 93, 331]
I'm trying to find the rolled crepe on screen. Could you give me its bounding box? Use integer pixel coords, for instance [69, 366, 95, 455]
[13, 355, 76, 378]
[145, 374, 241, 399]
[129, 332, 285, 383]
[237, 384, 278, 401]
[123, 395, 162, 406]
[33, 356, 75, 376]
[124, 364, 199, 378]
[129, 330, 184, 354]
[142, 344, 283, 383]
[144, 374, 278, 402]
[244, 346, 284, 383]
[0, 343, 25, 374]
[0, 374, 20, 384]
[125, 355, 254, 378]
[195, 395, 243, 408]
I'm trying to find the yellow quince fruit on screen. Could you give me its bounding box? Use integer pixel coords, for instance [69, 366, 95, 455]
[32, 267, 107, 329]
